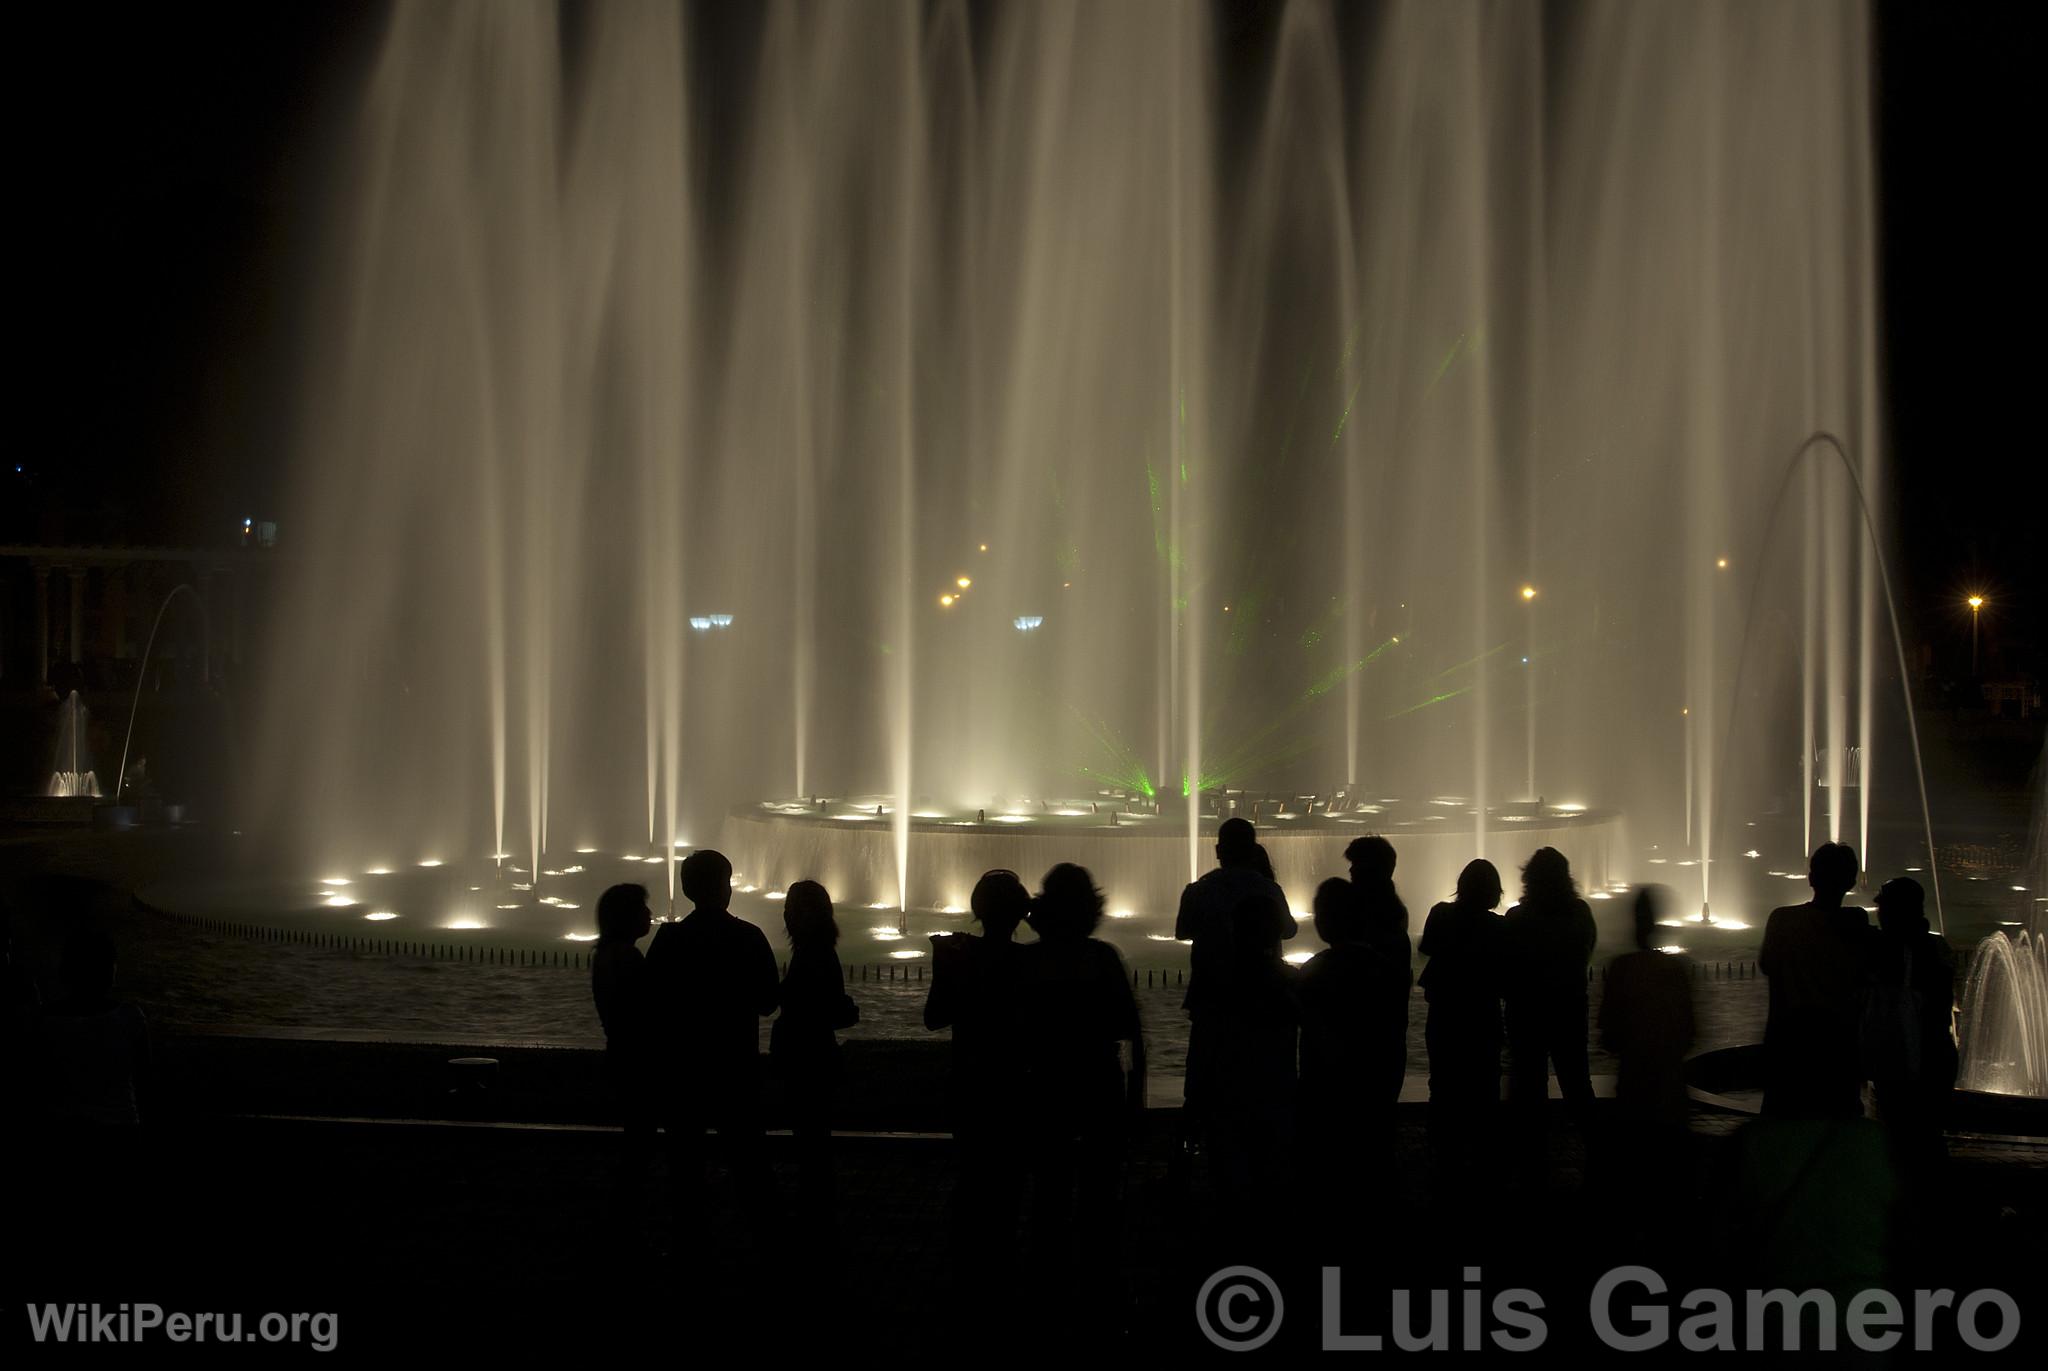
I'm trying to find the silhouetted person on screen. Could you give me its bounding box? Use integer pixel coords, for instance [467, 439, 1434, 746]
[1020, 863, 1145, 1320]
[1177, 818, 1292, 1134]
[644, 849, 779, 1253]
[1864, 876, 1955, 1209]
[1598, 884, 1695, 1229]
[1419, 859, 1506, 1136]
[1503, 847, 1597, 1124]
[1201, 882, 1299, 1247]
[1759, 842, 1871, 1119]
[1297, 878, 1411, 1189]
[1331, 837, 1416, 1141]
[591, 882, 655, 1242]
[926, 868, 1030, 1282]
[1346, 834, 1412, 960]
[772, 880, 858, 1239]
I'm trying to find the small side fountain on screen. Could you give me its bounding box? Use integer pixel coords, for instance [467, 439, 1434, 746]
[46, 690, 101, 798]
[1958, 928, 2048, 1097]
[1958, 755, 2048, 1097]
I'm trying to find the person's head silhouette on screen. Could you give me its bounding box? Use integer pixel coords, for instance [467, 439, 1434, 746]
[595, 883, 651, 944]
[1632, 883, 1672, 951]
[1519, 846, 1576, 904]
[1312, 876, 1354, 946]
[1454, 858, 1502, 911]
[1807, 842, 1858, 902]
[783, 879, 838, 948]
[1346, 834, 1397, 887]
[970, 868, 1029, 940]
[678, 849, 734, 912]
[1216, 817, 1259, 871]
[1029, 863, 1104, 942]
[1874, 876, 1928, 938]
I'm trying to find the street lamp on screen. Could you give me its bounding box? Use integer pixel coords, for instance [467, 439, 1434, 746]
[1968, 594, 1985, 674]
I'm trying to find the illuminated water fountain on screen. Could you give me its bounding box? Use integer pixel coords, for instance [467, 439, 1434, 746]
[236, 1, 1890, 975]
[47, 690, 100, 799]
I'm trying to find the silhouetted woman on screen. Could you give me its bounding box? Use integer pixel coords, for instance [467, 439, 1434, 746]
[591, 883, 655, 1236]
[1296, 878, 1385, 1148]
[1502, 848, 1598, 1123]
[1019, 863, 1145, 1301]
[1419, 859, 1506, 1131]
[925, 868, 1031, 1279]
[1866, 877, 1955, 1190]
[772, 880, 859, 1233]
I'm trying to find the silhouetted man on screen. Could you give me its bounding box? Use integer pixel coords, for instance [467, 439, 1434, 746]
[1175, 817, 1293, 1128]
[1345, 835, 1414, 1119]
[1759, 842, 1872, 1119]
[644, 848, 780, 1248]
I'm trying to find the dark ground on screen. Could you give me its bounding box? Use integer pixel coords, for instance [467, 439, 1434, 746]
[5, 1088, 2044, 1361]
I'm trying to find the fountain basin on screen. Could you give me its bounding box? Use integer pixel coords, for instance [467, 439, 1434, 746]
[724, 795, 1628, 921]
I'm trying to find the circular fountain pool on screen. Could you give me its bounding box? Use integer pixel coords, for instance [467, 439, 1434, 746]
[725, 792, 1630, 927]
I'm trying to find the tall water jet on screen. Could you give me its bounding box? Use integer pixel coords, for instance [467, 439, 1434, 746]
[238, 1, 1893, 943]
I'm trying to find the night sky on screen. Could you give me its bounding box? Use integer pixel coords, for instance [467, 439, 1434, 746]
[12, 0, 2040, 672]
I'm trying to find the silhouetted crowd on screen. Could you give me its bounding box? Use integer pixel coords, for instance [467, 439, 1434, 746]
[0, 823, 1962, 1333]
[579, 822, 1960, 1306]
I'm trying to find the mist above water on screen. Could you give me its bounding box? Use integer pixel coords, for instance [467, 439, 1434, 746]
[245, 0, 1892, 923]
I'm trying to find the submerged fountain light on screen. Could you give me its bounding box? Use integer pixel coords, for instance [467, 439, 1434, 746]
[364, 911, 398, 922]
[365, 867, 393, 876]
[564, 932, 598, 943]
[1520, 585, 1537, 601]
[446, 920, 487, 931]
[417, 859, 443, 868]
[320, 877, 352, 886]
[1013, 616, 1044, 632]
[938, 594, 956, 608]
[955, 576, 972, 590]
[688, 614, 735, 631]
[890, 949, 925, 960]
